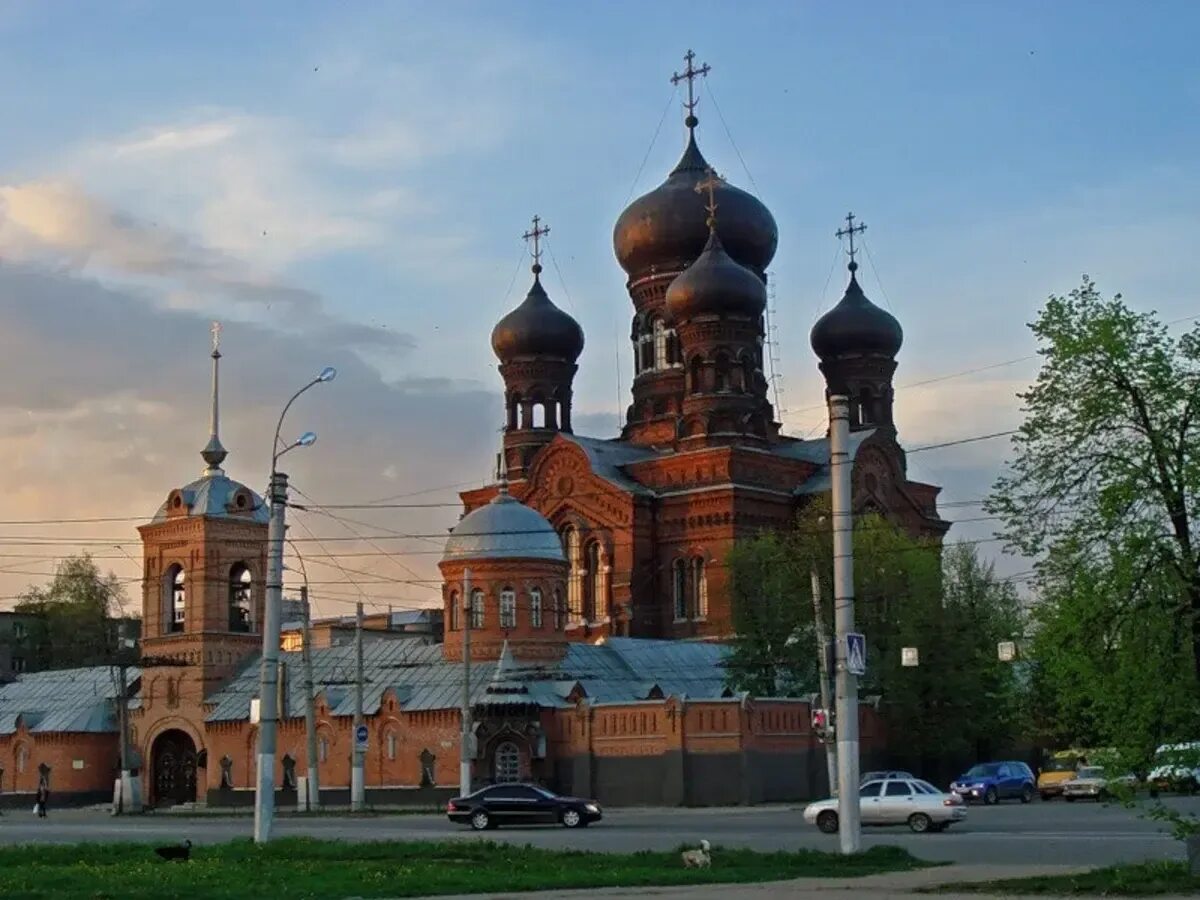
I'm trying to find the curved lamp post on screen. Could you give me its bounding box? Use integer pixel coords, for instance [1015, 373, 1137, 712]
[255, 367, 335, 844]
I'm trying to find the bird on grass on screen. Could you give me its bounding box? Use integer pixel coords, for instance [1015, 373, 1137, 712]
[154, 839, 192, 862]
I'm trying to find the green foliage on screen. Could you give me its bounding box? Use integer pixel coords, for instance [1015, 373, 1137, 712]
[726, 501, 1024, 764]
[15, 554, 128, 669]
[936, 860, 1200, 896]
[0, 838, 929, 899]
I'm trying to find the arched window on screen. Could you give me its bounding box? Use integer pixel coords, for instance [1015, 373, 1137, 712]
[494, 741, 521, 783]
[858, 388, 875, 426]
[229, 563, 252, 633]
[693, 557, 709, 620]
[470, 589, 485, 629]
[499, 588, 516, 629]
[639, 326, 655, 372]
[740, 354, 755, 393]
[689, 356, 704, 394]
[553, 589, 566, 631]
[16, 745, 27, 774]
[530, 588, 543, 629]
[653, 319, 667, 369]
[448, 591, 460, 631]
[562, 527, 583, 623]
[715, 354, 732, 392]
[386, 730, 398, 761]
[667, 329, 681, 366]
[507, 393, 520, 430]
[583, 542, 602, 622]
[164, 565, 185, 634]
[532, 401, 546, 429]
[672, 559, 687, 621]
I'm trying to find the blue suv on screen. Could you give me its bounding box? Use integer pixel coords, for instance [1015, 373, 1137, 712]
[950, 761, 1035, 804]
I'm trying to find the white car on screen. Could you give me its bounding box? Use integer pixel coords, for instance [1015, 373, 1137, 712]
[803, 777, 967, 834]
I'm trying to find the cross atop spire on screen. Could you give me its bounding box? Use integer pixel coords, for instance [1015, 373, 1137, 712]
[836, 212, 868, 271]
[201, 320, 228, 476]
[522, 215, 550, 276]
[671, 49, 711, 130]
[695, 167, 723, 230]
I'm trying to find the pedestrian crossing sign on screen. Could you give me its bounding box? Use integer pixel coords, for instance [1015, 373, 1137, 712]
[846, 633, 867, 676]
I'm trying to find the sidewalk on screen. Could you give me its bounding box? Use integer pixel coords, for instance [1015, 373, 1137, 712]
[406, 864, 1195, 900]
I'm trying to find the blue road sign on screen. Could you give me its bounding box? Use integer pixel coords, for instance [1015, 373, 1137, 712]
[354, 724, 369, 750]
[846, 633, 867, 676]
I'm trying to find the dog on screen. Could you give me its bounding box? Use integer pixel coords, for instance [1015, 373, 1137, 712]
[681, 839, 711, 868]
[154, 839, 192, 862]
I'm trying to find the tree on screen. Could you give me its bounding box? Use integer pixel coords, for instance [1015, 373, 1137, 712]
[726, 502, 1024, 768]
[987, 278, 1200, 685]
[15, 554, 128, 670]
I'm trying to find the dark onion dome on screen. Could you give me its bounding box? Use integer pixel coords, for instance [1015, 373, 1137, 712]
[810, 263, 903, 359]
[666, 227, 767, 321]
[613, 130, 778, 279]
[491, 268, 585, 363]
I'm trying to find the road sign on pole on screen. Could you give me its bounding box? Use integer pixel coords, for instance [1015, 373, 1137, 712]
[846, 633, 867, 676]
[354, 724, 369, 751]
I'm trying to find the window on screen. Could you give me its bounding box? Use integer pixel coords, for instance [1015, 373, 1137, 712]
[530, 588, 543, 629]
[693, 558, 708, 620]
[859, 781, 883, 797]
[494, 741, 521, 783]
[563, 527, 583, 622]
[386, 732, 398, 761]
[653, 319, 667, 369]
[12, 622, 25, 639]
[715, 354, 731, 393]
[741, 355, 755, 393]
[639, 331, 654, 372]
[689, 356, 704, 394]
[164, 565, 185, 634]
[553, 590, 566, 630]
[583, 542, 601, 622]
[229, 563, 252, 633]
[672, 560, 687, 620]
[885, 781, 913, 797]
[470, 589, 485, 629]
[11, 657, 25, 673]
[449, 591, 460, 631]
[499, 588, 516, 629]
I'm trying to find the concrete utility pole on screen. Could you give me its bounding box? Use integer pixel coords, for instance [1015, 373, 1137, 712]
[459, 567, 473, 798]
[351, 601, 366, 812]
[810, 568, 838, 798]
[112, 620, 141, 814]
[829, 394, 861, 855]
[300, 585, 320, 811]
[254, 470, 288, 844]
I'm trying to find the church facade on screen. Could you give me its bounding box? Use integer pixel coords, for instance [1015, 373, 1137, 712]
[0, 55, 933, 810]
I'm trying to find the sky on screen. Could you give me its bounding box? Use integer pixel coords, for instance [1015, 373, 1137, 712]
[0, 1, 1197, 616]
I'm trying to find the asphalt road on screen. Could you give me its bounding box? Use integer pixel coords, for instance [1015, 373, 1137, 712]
[0, 797, 1195, 868]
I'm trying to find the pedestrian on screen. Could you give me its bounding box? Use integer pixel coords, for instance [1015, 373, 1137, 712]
[34, 781, 48, 818]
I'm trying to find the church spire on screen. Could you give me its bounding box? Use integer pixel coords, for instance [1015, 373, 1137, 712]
[671, 49, 711, 135]
[835, 212, 868, 277]
[201, 321, 228, 476]
[495, 425, 510, 497]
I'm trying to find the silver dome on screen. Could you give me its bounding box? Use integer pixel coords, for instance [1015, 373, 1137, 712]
[442, 493, 565, 563]
[152, 474, 269, 524]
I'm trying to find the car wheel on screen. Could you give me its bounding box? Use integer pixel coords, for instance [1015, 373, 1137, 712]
[984, 787, 998, 805]
[1020, 785, 1034, 804]
[469, 810, 491, 831]
[561, 808, 583, 829]
[908, 813, 932, 834]
[816, 810, 839, 834]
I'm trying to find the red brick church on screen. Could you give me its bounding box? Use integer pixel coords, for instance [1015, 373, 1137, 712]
[0, 55, 941, 810]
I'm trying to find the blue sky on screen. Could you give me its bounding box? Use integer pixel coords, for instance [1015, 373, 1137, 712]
[0, 1, 1197, 609]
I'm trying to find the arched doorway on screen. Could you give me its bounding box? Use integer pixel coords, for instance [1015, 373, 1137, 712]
[493, 741, 522, 783]
[152, 729, 198, 806]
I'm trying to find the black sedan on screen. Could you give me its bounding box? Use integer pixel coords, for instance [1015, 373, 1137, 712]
[447, 783, 602, 830]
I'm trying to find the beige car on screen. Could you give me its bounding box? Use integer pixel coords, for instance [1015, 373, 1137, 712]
[803, 777, 967, 834]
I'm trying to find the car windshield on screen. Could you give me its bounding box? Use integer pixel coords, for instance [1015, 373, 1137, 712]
[1044, 758, 1078, 772]
[531, 786, 557, 799]
[1076, 767, 1104, 779]
[964, 764, 1002, 778]
[912, 780, 940, 794]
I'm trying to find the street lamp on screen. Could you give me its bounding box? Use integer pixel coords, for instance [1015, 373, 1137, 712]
[255, 367, 335, 844]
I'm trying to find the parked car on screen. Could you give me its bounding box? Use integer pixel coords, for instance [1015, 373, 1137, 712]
[950, 761, 1036, 804]
[803, 777, 966, 834]
[1147, 742, 1200, 794]
[446, 783, 602, 830]
[1037, 749, 1086, 800]
[861, 770, 916, 784]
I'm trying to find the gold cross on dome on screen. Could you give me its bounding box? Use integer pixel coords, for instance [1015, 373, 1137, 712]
[695, 167, 724, 223]
[522, 215, 550, 266]
[211, 320, 222, 353]
[835, 212, 867, 265]
[671, 49, 711, 117]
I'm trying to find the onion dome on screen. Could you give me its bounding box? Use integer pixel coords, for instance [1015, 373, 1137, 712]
[442, 492, 565, 563]
[666, 228, 766, 321]
[491, 267, 584, 364]
[810, 262, 903, 359]
[613, 129, 777, 279]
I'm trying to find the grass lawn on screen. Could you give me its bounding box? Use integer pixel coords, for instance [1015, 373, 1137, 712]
[930, 860, 1200, 896]
[0, 838, 928, 899]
